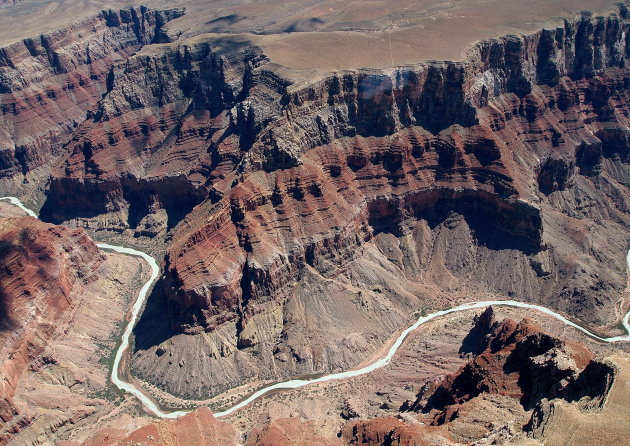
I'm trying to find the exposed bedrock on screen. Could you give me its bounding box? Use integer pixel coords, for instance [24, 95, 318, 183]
[26, 7, 630, 398]
[0, 6, 183, 180]
[40, 38, 268, 227]
[407, 307, 615, 427]
[0, 217, 102, 432]
[154, 119, 544, 326]
[45, 9, 630, 223]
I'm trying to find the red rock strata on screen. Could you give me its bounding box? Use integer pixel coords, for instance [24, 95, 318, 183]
[67, 306, 617, 446]
[0, 216, 102, 436]
[407, 307, 615, 425]
[341, 417, 447, 446]
[4, 5, 628, 400]
[64, 407, 236, 446]
[0, 6, 182, 179]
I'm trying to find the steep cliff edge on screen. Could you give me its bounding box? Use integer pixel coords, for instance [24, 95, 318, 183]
[0, 5, 182, 187]
[0, 216, 102, 431]
[18, 6, 630, 400]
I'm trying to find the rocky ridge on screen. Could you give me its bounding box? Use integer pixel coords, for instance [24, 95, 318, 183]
[406, 307, 615, 425]
[0, 0, 628, 405]
[0, 216, 102, 436]
[62, 306, 621, 446]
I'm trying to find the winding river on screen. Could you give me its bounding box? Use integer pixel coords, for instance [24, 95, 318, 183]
[2, 195, 629, 420]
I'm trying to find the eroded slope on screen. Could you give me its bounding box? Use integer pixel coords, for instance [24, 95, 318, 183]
[0, 215, 102, 436]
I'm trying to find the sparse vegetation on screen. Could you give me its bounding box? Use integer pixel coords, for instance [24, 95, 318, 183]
[89, 264, 143, 402]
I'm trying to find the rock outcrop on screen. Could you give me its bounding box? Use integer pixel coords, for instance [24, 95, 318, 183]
[1, 2, 629, 445]
[0, 216, 102, 433]
[59, 306, 620, 446]
[407, 307, 615, 427]
[0, 6, 182, 180]
[341, 417, 442, 446]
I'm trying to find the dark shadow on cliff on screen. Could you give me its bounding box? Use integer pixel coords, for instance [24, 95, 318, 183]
[39, 191, 104, 225]
[0, 293, 13, 332]
[506, 333, 568, 410]
[459, 306, 496, 355]
[132, 281, 183, 352]
[367, 190, 542, 255]
[562, 360, 615, 406]
[40, 173, 209, 231]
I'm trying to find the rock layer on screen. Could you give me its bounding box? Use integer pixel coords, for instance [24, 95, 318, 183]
[0, 216, 102, 431]
[122, 9, 630, 398]
[0, 6, 182, 179]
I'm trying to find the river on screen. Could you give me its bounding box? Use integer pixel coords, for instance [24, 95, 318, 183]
[1, 195, 628, 419]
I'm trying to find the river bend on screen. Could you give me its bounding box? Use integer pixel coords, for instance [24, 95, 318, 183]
[1, 196, 628, 419]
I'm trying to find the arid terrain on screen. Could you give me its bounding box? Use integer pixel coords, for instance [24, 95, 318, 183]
[0, 202, 158, 444]
[1, 0, 630, 444]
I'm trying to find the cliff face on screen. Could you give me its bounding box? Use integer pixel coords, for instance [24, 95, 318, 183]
[465, 10, 630, 99]
[40, 39, 262, 230]
[337, 308, 618, 446]
[407, 307, 614, 424]
[0, 6, 182, 180]
[0, 216, 102, 430]
[20, 7, 630, 398]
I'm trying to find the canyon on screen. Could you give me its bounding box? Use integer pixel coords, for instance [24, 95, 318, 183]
[47, 4, 630, 402]
[0, 200, 157, 445]
[1, 0, 630, 444]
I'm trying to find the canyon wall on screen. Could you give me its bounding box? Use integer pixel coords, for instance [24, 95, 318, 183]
[0, 6, 182, 180]
[157, 11, 630, 326]
[2, 6, 628, 399]
[0, 216, 102, 433]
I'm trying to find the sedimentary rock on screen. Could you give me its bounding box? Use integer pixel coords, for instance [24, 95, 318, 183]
[61, 407, 236, 446]
[0, 6, 182, 180]
[408, 307, 615, 426]
[119, 10, 630, 398]
[0, 216, 102, 431]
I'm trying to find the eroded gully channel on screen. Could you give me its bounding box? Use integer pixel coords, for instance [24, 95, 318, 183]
[2, 196, 629, 419]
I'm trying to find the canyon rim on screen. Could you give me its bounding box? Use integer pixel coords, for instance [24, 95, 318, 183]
[1, 0, 630, 445]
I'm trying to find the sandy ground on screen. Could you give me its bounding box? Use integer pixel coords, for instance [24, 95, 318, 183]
[528, 351, 630, 445]
[0, 0, 622, 75]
